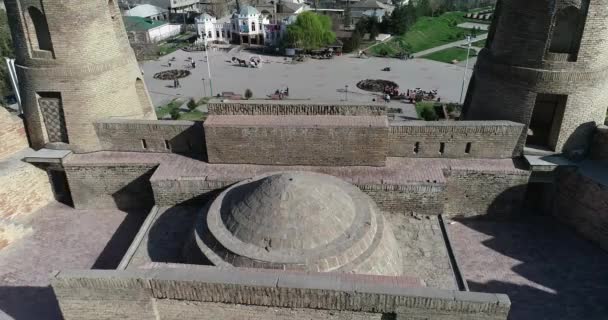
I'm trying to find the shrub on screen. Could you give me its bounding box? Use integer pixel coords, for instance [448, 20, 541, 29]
[244, 88, 253, 99]
[187, 98, 197, 110]
[170, 108, 180, 120]
[421, 107, 438, 121]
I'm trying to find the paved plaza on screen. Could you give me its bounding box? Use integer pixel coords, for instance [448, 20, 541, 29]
[141, 49, 472, 111]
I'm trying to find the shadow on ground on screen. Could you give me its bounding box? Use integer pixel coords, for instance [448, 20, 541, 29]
[453, 216, 608, 320]
[0, 286, 62, 320]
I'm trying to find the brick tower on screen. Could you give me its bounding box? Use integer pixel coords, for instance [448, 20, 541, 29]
[464, 0, 608, 155]
[5, 0, 156, 152]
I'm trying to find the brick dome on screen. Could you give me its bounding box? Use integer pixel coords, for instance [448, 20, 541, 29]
[188, 172, 403, 276]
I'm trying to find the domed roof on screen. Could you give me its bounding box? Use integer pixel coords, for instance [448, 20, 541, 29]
[188, 172, 403, 276]
[221, 173, 356, 250]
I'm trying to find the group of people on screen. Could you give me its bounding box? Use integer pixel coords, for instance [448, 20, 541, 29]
[273, 87, 289, 99]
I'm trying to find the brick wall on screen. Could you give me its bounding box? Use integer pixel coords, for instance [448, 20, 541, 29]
[208, 100, 387, 116]
[94, 119, 204, 159]
[465, 0, 608, 155]
[553, 168, 608, 251]
[6, 0, 156, 152]
[0, 158, 54, 220]
[444, 169, 531, 218]
[590, 125, 608, 163]
[64, 163, 158, 210]
[204, 115, 388, 166]
[51, 266, 511, 320]
[152, 178, 445, 215]
[389, 121, 523, 159]
[0, 108, 28, 160]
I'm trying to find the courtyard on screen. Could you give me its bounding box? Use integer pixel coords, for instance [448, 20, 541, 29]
[141, 49, 472, 115]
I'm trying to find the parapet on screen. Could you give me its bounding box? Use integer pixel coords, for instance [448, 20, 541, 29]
[208, 100, 387, 116]
[51, 265, 511, 320]
[389, 121, 524, 159]
[204, 114, 389, 166]
[94, 119, 204, 159]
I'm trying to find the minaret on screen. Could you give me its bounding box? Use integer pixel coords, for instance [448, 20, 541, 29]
[464, 0, 608, 155]
[5, 0, 156, 152]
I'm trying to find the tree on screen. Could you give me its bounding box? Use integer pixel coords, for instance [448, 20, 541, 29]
[343, 4, 352, 28]
[343, 29, 361, 52]
[187, 98, 197, 110]
[284, 12, 336, 50]
[244, 88, 253, 99]
[416, 0, 432, 17]
[170, 108, 180, 120]
[369, 20, 380, 41]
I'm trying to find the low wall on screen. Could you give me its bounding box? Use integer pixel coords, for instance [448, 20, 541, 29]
[389, 121, 524, 159]
[553, 168, 608, 251]
[64, 163, 158, 210]
[590, 125, 608, 163]
[94, 119, 204, 159]
[204, 115, 389, 166]
[51, 265, 510, 320]
[152, 178, 445, 215]
[444, 169, 531, 218]
[208, 100, 387, 116]
[0, 108, 28, 160]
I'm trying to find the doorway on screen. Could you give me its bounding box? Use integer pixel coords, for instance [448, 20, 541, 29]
[527, 93, 567, 150]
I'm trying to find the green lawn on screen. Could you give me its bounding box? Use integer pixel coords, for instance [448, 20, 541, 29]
[156, 99, 183, 118]
[178, 109, 206, 121]
[422, 47, 475, 64]
[471, 38, 486, 47]
[371, 12, 483, 57]
[416, 101, 438, 121]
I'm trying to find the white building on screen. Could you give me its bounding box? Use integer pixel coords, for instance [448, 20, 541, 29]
[121, 0, 199, 13]
[195, 6, 290, 46]
[124, 4, 169, 20]
[123, 16, 182, 43]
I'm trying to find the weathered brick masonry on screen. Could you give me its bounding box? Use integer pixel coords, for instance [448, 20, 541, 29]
[64, 161, 158, 210]
[204, 115, 389, 166]
[208, 100, 387, 116]
[553, 168, 608, 251]
[51, 265, 511, 320]
[0, 108, 28, 160]
[465, 0, 608, 154]
[389, 121, 523, 159]
[5, 0, 156, 152]
[94, 119, 205, 159]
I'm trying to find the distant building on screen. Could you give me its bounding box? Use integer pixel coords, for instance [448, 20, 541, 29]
[121, 0, 199, 13]
[124, 4, 169, 20]
[350, 0, 393, 23]
[123, 16, 182, 43]
[195, 6, 291, 46]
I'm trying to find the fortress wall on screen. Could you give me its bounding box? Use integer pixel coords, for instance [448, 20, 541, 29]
[389, 121, 524, 159]
[94, 119, 204, 159]
[0, 108, 28, 160]
[51, 266, 510, 320]
[444, 169, 531, 218]
[64, 163, 158, 210]
[590, 125, 608, 163]
[554, 168, 608, 251]
[208, 100, 387, 116]
[204, 115, 389, 166]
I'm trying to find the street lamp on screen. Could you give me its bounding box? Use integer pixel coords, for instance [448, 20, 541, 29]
[345, 85, 349, 101]
[459, 35, 472, 104]
[202, 78, 207, 97]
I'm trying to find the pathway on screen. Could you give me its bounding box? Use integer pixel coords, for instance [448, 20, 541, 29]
[413, 33, 488, 58]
